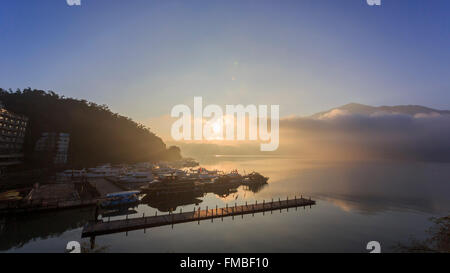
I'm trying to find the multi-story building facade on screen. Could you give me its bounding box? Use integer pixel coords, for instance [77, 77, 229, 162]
[35, 132, 70, 165]
[0, 102, 28, 168]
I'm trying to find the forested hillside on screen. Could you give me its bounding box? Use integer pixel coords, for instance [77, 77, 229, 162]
[0, 88, 181, 167]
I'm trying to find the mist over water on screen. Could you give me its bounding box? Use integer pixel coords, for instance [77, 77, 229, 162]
[1, 155, 448, 252]
[199, 156, 450, 215]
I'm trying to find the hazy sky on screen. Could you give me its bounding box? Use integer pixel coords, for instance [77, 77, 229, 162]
[1, 0, 449, 124]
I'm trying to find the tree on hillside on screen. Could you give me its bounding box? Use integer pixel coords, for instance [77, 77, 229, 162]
[0, 88, 181, 167]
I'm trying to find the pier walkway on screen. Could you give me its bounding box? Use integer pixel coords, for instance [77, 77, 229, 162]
[82, 197, 315, 237]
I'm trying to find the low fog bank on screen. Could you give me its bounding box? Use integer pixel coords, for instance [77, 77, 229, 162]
[171, 111, 450, 162]
[281, 111, 450, 162]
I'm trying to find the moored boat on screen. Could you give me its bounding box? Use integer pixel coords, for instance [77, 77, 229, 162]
[118, 172, 154, 183]
[100, 191, 140, 208]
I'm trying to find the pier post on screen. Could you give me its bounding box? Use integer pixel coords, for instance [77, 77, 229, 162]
[206, 206, 208, 216]
[245, 201, 247, 207]
[143, 213, 144, 218]
[216, 205, 218, 214]
[221, 208, 224, 221]
[155, 211, 157, 216]
[94, 205, 99, 221]
[287, 196, 289, 212]
[180, 208, 182, 214]
[90, 236, 95, 250]
[198, 207, 201, 225]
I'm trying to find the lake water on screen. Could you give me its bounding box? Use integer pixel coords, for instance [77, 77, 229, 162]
[1, 156, 449, 253]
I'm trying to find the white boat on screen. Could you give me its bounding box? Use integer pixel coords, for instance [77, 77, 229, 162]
[152, 166, 176, 175]
[174, 169, 187, 177]
[198, 173, 218, 179]
[190, 167, 219, 180]
[118, 172, 154, 183]
[212, 169, 242, 183]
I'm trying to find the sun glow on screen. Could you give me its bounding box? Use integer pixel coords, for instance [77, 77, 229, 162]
[212, 121, 221, 134]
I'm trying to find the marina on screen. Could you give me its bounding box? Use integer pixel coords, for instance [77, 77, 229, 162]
[0, 161, 270, 215]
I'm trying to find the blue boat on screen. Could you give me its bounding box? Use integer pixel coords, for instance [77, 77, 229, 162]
[101, 191, 140, 208]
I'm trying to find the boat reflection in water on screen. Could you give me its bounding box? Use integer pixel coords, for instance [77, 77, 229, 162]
[137, 170, 268, 212]
[100, 172, 268, 215]
[140, 181, 267, 213]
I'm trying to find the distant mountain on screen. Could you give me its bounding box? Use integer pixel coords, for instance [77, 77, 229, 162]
[310, 103, 450, 119]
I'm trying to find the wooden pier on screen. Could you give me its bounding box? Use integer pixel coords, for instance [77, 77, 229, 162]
[82, 196, 316, 237]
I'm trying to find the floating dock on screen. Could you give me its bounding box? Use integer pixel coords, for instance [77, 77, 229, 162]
[0, 178, 117, 215]
[82, 197, 315, 237]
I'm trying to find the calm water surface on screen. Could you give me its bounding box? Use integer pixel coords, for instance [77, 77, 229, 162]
[1, 156, 449, 253]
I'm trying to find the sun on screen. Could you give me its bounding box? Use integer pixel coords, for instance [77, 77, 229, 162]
[212, 121, 221, 134]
